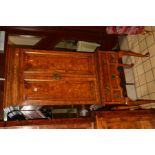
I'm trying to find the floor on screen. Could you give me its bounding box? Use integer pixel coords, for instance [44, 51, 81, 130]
[118, 26, 155, 109]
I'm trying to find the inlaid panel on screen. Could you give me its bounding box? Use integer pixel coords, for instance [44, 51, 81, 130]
[21, 78, 100, 105]
[22, 49, 96, 75]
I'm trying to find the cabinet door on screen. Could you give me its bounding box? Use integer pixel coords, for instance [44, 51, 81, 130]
[3, 47, 101, 108]
[22, 49, 96, 75]
[21, 77, 100, 106]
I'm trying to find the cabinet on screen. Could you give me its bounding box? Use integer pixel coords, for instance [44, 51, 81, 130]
[3, 47, 155, 109]
[3, 47, 101, 108]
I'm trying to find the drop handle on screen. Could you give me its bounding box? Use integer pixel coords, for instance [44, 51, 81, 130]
[52, 72, 61, 80]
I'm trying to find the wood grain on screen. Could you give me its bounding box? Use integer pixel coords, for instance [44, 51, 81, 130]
[98, 51, 125, 104]
[3, 47, 101, 107]
[95, 110, 155, 129]
[4, 118, 93, 129]
[0, 53, 5, 78]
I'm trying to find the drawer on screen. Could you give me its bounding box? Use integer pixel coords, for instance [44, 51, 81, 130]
[22, 49, 96, 75]
[109, 65, 120, 89]
[100, 65, 112, 102]
[21, 77, 101, 106]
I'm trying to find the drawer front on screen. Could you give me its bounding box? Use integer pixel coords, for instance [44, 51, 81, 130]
[101, 65, 112, 102]
[21, 78, 100, 105]
[98, 52, 112, 102]
[109, 65, 120, 89]
[22, 49, 96, 75]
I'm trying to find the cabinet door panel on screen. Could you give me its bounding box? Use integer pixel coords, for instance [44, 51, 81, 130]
[21, 78, 100, 105]
[22, 49, 96, 75]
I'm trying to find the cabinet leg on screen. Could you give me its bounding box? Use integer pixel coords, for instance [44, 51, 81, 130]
[118, 50, 150, 58]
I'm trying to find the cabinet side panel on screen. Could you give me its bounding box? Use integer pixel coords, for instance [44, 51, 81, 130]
[3, 47, 20, 108]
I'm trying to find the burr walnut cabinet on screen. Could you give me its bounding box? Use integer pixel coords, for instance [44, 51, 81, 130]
[3, 47, 155, 109]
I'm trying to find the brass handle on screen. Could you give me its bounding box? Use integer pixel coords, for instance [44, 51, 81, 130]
[52, 72, 61, 80]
